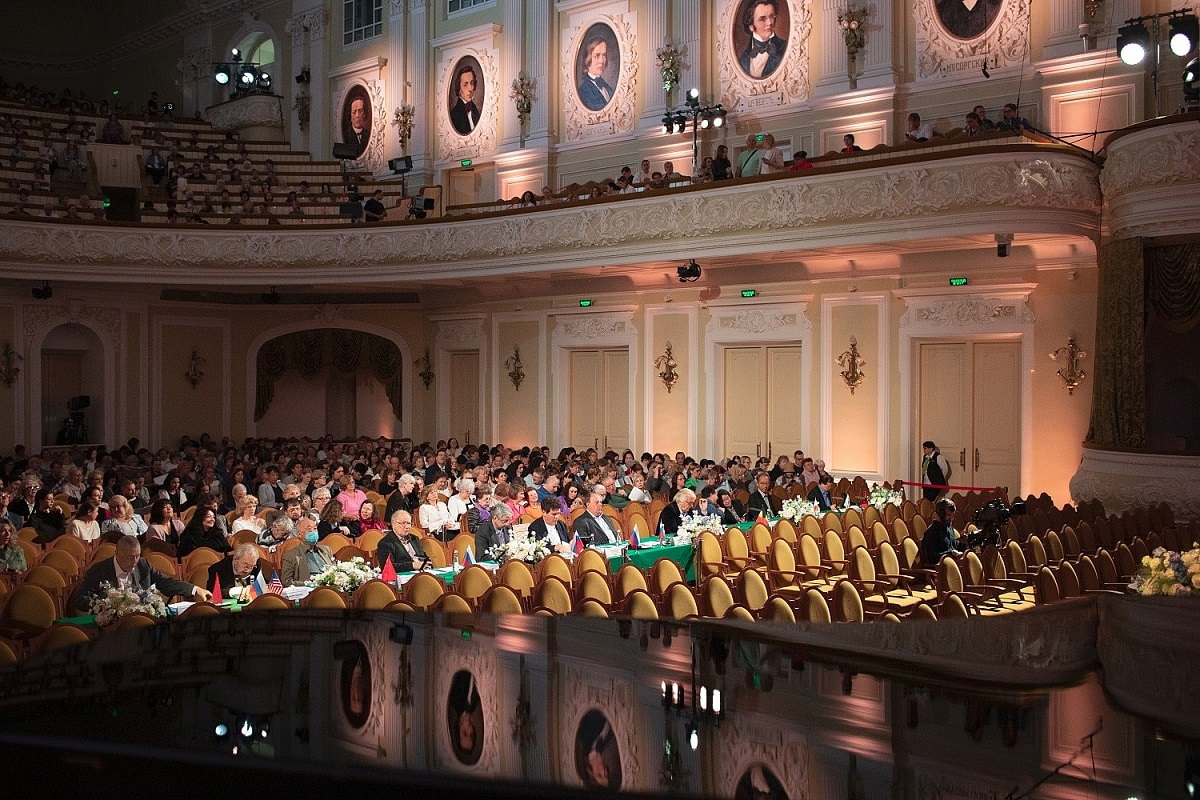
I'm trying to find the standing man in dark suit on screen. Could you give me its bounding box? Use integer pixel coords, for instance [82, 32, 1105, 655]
[376, 509, 425, 573]
[738, 0, 787, 79]
[572, 491, 622, 545]
[207, 543, 262, 596]
[807, 474, 835, 511]
[577, 36, 614, 110]
[474, 503, 514, 558]
[746, 472, 781, 517]
[449, 65, 481, 135]
[72, 535, 210, 613]
[527, 497, 571, 553]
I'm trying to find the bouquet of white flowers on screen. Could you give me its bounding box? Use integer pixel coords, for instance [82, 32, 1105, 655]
[779, 497, 820, 521]
[486, 529, 551, 565]
[88, 581, 168, 628]
[675, 514, 724, 545]
[1134, 546, 1200, 596]
[868, 484, 903, 510]
[311, 556, 380, 593]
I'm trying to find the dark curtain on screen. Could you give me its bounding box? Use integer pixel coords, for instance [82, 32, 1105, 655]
[255, 329, 404, 421]
[1085, 238, 1146, 448]
[1146, 243, 1200, 333]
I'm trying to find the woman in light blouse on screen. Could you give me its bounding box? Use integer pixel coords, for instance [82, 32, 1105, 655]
[418, 484, 453, 541]
[335, 475, 367, 521]
[0, 518, 27, 572]
[103, 495, 148, 538]
[230, 494, 263, 535]
[66, 500, 101, 542]
[446, 478, 475, 535]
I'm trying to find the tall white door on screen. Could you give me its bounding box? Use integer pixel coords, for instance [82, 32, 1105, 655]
[449, 351, 480, 445]
[723, 345, 803, 460]
[569, 349, 629, 452]
[919, 341, 1021, 494]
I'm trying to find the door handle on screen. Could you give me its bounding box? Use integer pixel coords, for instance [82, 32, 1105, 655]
[960, 449, 966, 469]
[974, 448, 980, 471]
[594, 438, 598, 450]
[604, 435, 608, 450]
[767, 442, 772, 459]
[756, 443, 761, 458]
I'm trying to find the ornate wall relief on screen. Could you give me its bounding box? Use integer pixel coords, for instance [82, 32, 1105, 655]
[332, 68, 388, 172]
[716, 718, 810, 799]
[330, 622, 389, 751]
[433, 629, 500, 774]
[560, 6, 639, 142]
[915, 0, 1030, 79]
[434, 26, 501, 162]
[717, 0, 813, 114]
[559, 661, 643, 791]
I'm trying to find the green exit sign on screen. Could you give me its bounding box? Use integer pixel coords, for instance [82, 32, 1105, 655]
[578, 299, 593, 307]
[741, 289, 757, 298]
[949, 277, 969, 286]
[460, 159, 472, 167]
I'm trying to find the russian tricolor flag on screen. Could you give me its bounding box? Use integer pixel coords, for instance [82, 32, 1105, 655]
[462, 547, 475, 566]
[630, 527, 642, 549]
[572, 534, 585, 555]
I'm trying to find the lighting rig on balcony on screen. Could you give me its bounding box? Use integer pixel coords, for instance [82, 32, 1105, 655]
[660, 88, 727, 174]
[1116, 9, 1198, 115]
[213, 48, 273, 98]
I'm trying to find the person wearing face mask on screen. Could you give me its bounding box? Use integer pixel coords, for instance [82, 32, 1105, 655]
[280, 517, 335, 586]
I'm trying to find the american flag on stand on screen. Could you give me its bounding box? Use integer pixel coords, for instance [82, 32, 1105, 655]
[268, 571, 285, 594]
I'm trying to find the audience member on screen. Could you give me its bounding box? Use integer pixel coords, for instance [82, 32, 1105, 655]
[841, 133, 863, 153]
[790, 150, 813, 170]
[737, 134, 762, 177]
[904, 112, 932, 142]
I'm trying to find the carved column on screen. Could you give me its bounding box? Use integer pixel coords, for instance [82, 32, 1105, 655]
[285, 14, 310, 153]
[526, 0, 553, 150]
[814, 0, 850, 96]
[641, 0, 670, 126]
[408, 0, 432, 184]
[388, 0, 409, 165]
[1044, 0, 1089, 56]
[675, 0, 701, 99]
[857, 0, 897, 89]
[175, 48, 209, 119]
[307, 9, 330, 164]
[500, 0, 525, 151]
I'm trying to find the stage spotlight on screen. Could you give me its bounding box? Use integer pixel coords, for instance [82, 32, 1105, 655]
[700, 112, 712, 129]
[239, 68, 256, 87]
[1117, 20, 1150, 65]
[388, 156, 413, 175]
[677, 260, 702, 282]
[712, 108, 726, 127]
[1170, 12, 1198, 57]
[230, 48, 241, 60]
[295, 68, 311, 84]
[1185, 55, 1199, 84]
[673, 112, 688, 134]
[257, 72, 271, 91]
[214, 66, 230, 85]
[661, 113, 673, 135]
[32, 282, 52, 300]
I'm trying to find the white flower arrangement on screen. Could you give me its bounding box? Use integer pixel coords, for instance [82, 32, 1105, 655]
[486, 529, 551, 565]
[311, 556, 379, 593]
[88, 581, 168, 628]
[779, 498, 821, 521]
[868, 484, 903, 510]
[656, 42, 683, 94]
[1134, 546, 1200, 596]
[675, 514, 724, 545]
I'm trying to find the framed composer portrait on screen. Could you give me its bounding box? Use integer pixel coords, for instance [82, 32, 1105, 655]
[446, 669, 484, 765]
[574, 22, 620, 111]
[448, 55, 485, 137]
[574, 708, 622, 790]
[732, 0, 792, 80]
[935, 0, 1004, 38]
[339, 84, 372, 158]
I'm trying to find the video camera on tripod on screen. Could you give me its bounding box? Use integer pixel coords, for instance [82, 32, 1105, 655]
[966, 497, 1027, 549]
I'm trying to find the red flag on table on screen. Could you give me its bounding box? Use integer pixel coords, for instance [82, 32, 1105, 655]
[211, 574, 222, 604]
[572, 534, 584, 555]
[380, 556, 397, 582]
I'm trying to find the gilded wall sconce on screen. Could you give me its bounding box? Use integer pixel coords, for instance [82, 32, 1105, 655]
[0, 341, 21, 387]
[391, 104, 415, 148]
[1049, 336, 1087, 395]
[655, 341, 680, 393]
[504, 346, 525, 390]
[416, 349, 434, 390]
[836, 336, 866, 394]
[184, 348, 206, 388]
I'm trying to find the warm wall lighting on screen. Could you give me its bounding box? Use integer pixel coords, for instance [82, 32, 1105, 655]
[655, 342, 680, 393]
[504, 346, 525, 390]
[836, 336, 866, 394]
[1049, 336, 1087, 395]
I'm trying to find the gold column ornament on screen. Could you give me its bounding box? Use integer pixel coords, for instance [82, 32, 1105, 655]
[655, 341, 679, 393]
[505, 346, 525, 390]
[391, 104, 415, 148]
[416, 349, 434, 390]
[1049, 336, 1087, 395]
[836, 336, 866, 394]
[184, 348, 206, 388]
[0, 341, 21, 386]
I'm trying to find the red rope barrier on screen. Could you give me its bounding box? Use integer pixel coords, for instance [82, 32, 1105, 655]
[898, 480, 1003, 493]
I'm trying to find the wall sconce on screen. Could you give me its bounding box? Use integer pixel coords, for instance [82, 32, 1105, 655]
[654, 341, 679, 393]
[184, 348, 206, 388]
[1049, 337, 1087, 395]
[416, 349, 434, 390]
[838, 6, 868, 67]
[0, 341, 21, 387]
[504, 346, 525, 390]
[391, 104, 415, 148]
[836, 336, 866, 394]
[509, 73, 535, 127]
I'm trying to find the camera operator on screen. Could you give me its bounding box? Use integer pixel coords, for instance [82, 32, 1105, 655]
[920, 499, 964, 567]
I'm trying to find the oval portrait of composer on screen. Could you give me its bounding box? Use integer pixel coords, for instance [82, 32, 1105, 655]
[446, 669, 484, 765]
[448, 56, 485, 136]
[733, 0, 791, 80]
[574, 23, 620, 111]
[935, 0, 1004, 39]
[574, 708, 622, 790]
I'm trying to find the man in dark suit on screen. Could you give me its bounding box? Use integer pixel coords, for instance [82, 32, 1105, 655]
[572, 491, 622, 545]
[384, 474, 420, 523]
[527, 497, 571, 553]
[657, 488, 697, 536]
[807, 474, 835, 511]
[577, 36, 614, 110]
[738, 1, 787, 79]
[474, 503, 514, 558]
[449, 65, 481, 135]
[746, 472, 781, 517]
[376, 509, 425, 573]
[207, 542, 262, 596]
[72, 535, 210, 613]
[341, 95, 370, 157]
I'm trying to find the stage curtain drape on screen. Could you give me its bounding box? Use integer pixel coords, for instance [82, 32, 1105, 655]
[1086, 238, 1146, 449]
[255, 329, 404, 421]
[1146, 243, 1200, 333]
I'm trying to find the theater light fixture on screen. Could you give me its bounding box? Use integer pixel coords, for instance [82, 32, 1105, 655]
[32, 282, 52, 300]
[1118, 20, 1151, 65]
[1170, 12, 1199, 57]
[214, 66, 231, 85]
[676, 260, 702, 283]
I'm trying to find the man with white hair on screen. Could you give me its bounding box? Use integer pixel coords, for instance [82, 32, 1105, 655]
[657, 488, 697, 535]
[384, 473, 419, 521]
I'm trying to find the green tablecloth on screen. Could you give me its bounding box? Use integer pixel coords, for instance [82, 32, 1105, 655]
[398, 541, 697, 584]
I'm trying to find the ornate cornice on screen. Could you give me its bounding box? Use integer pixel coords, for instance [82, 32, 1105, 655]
[0, 148, 1101, 283]
[206, 94, 284, 131]
[1102, 120, 1200, 240]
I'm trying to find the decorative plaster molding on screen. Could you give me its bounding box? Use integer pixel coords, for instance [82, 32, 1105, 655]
[717, 719, 810, 800]
[559, 661, 643, 791]
[436, 40, 501, 162]
[176, 49, 210, 84]
[23, 303, 121, 349]
[560, 12, 640, 141]
[562, 316, 627, 339]
[900, 298, 1027, 327]
[437, 319, 485, 349]
[717, 0, 814, 112]
[0, 150, 1100, 278]
[432, 628, 500, 774]
[915, 0, 1030, 79]
[715, 310, 799, 334]
[206, 94, 284, 131]
[1102, 123, 1200, 238]
[1070, 447, 1200, 521]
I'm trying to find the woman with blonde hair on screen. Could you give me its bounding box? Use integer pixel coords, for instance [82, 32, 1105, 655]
[230, 493, 263, 535]
[103, 495, 148, 538]
[417, 484, 453, 541]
